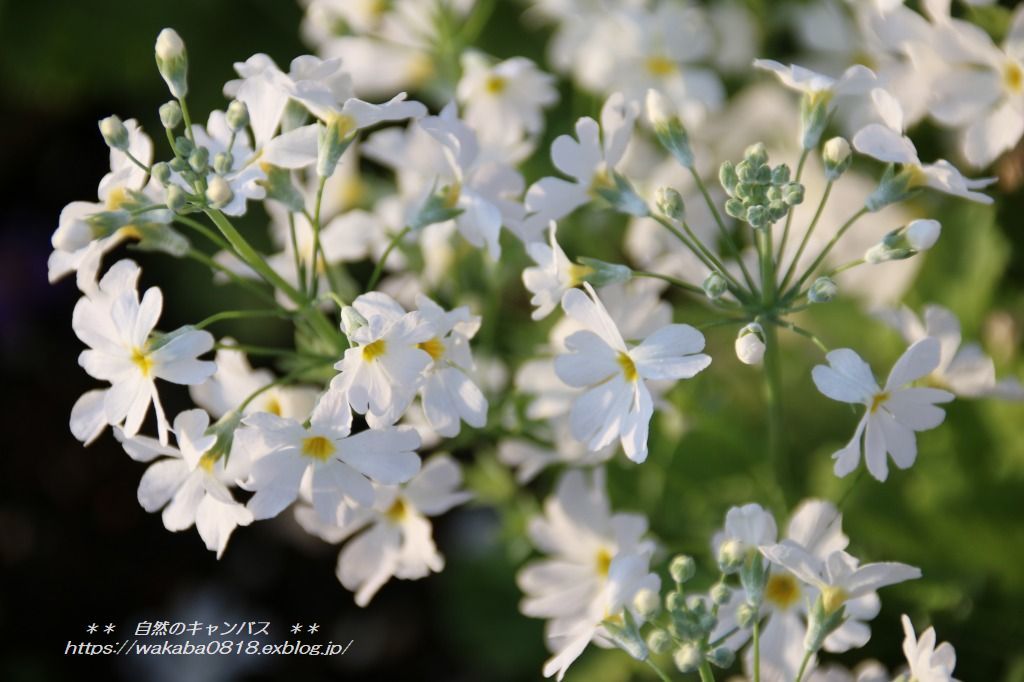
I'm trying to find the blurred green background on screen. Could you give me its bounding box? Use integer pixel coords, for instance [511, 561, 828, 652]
[1, 0, 1023, 680]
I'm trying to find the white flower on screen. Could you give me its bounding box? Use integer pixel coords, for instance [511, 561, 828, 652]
[116, 409, 252, 558]
[876, 304, 1024, 399]
[754, 59, 877, 101]
[330, 292, 434, 427]
[189, 339, 319, 420]
[73, 269, 215, 444]
[522, 93, 639, 239]
[516, 469, 659, 681]
[555, 283, 710, 462]
[238, 389, 421, 523]
[296, 454, 471, 606]
[901, 614, 960, 682]
[410, 294, 488, 437]
[456, 51, 558, 156]
[183, 110, 266, 216]
[761, 542, 921, 615]
[735, 323, 766, 366]
[853, 88, 995, 204]
[811, 339, 955, 481]
[522, 221, 593, 320]
[926, 5, 1024, 167]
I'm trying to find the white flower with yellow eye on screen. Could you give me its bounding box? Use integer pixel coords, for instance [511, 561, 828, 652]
[295, 454, 472, 606]
[901, 614, 960, 682]
[237, 390, 421, 524]
[555, 283, 710, 462]
[178, 110, 265, 216]
[516, 468, 659, 681]
[330, 292, 434, 427]
[522, 221, 593, 320]
[115, 409, 251, 558]
[812, 338, 954, 481]
[73, 269, 215, 445]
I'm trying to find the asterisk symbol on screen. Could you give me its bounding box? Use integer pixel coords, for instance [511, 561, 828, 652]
[104, 624, 116, 634]
[290, 623, 303, 634]
[307, 623, 320, 634]
[86, 623, 98, 634]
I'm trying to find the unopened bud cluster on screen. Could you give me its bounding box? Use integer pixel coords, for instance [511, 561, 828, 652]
[720, 143, 804, 229]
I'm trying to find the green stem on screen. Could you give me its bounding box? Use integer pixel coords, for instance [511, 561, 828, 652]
[775, 149, 809, 264]
[689, 167, 758, 292]
[753, 618, 761, 682]
[794, 649, 813, 682]
[829, 257, 865, 276]
[309, 176, 328, 295]
[288, 212, 307, 298]
[651, 215, 748, 303]
[366, 226, 411, 292]
[785, 207, 868, 302]
[184, 249, 277, 306]
[237, 358, 335, 413]
[175, 215, 232, 253]
[178, 96, 195, 143]
[763, 319, 789, 508]
[698, 660, 716, 682]
[194, 309, 290, 330]
[780, 181, 833, 292]
[775, 320, 830, 355]
[645, 659, 673, 682]
[633, 270, 707, 296]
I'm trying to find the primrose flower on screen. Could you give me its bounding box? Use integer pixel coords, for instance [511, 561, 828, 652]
[812, 339, 955, 481]
[901, 614, 960, 682]
[522, 221, 592, 320]
[555, 283, 710, 462]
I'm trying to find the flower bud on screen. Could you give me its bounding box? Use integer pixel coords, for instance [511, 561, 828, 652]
[155, 28, 188, 98]
[646, 629, 672, 655]
[735, 323, 765, 366]
[159, 100, 182, 129]
[174, 135, 194, 157]
[665, 591, 686, 614]
[673, 644, 703, 673]
[633, 588, 661, 620]
[205, 175, 233, 209]
[656, 186, 685, 221]
[745, 204, 768, 228]
[736, 602, 758, 629]
[708, 646, 735, 669]
[702, 272, 727, 300]
[808, 276, 838, 303]
[188, 146, 209, 174]
[341, 306, 368, 337]
[213, 151, 234, 175]
[595, 171, 649, 217]
[866, 165, 915, 212]
[719, 161, 738, 194]
[226, 99, 250, 132]
[905, 219, 941, 251]
[576, 257, 632, 287]
[717, 539, 745, 574]
[669, 554, 696, 584]
[744, 142, 768, 167]
[800, 92, 830, 150]
[99, 115, 129, 151]
[317, 114, 357, 178]
[771, 164, 791, 185]
[151, 161, 172, 186]
[823, 137, 852, 181]
[647, 89, 694, 168]
[710, 583, 731, 606]
[165, 184, 187, 212]
[782, 182, 805, 206]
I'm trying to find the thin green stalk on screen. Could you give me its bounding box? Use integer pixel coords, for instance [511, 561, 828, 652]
[237, 358, 335, 413]
[780, 181, 833, 292]
[633, 270, 707, 296]
[785, 207, 868, 302]
[829, 257, 865, 276]
[753, 618, 761, 682]
[178, 96, 195, 142]
[699, 660, 716, 682]
[756, 226, 790, 507]
[794, 649, 813, 682]
[651, 215, 748, 303]
[123, 150, 151, 174]
[645, 659, 673, 682]
[184, 249, 277, 306]
[288, 212, 307, 298]
[775, 148, 809, 264]
[308, 176, 328, 295]
[775, 320, 830, 355]
[194, 309, 290, 330]
[689, 167, 758, 291]
[367, 226, 411, 292]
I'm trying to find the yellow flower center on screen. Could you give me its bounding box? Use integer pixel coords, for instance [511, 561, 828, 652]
[441, 182, 462, 209]
[362, 338, 387, 362]
[595, 548, 613, 576]
[417, 337, 445, 361]
[821, 586, 849, 614]
[131, 347, 153, 376]
[764, 573, 801, 609]
[326, 113, 358, 140]
[301, 435, 336, 461]
[645, 55, 677, 77]
[904, 164, 929, 189]
[106, 187, 129, 210]
[386, 496, 409, 522]
[118, 225, 142, 240]
[870, 391, 890, 414]
[566, 263, 594, 287]
[484, 74, 507, 94]
[1005, 61, 1023, 94]
[264, 396, 283, 416]
[198, 451, 219, 473]
[617, 352, 638, 383]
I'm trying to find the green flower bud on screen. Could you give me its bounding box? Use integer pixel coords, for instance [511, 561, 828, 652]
[317, 115, 357, 178]
[736, 602, 758, 629]
[782, 182, 805, 206]
[159, 100, 182, 130]
[744, 142, 768, 167]
[708, 646, 735, 669]
[739, 550, 768, 607]
[646, 629, 672, 655]
[724, 198, 746, 219]
[771, 164, 791, 185]
[647, 89, 694, 168]
[165, 184, 188, 212]
[595, 171, 649, 217]
[169, 156, 190, 173]
[633, 588, 661, 621]
[213, 151, 233, 175]
[665, 591, 686, 614]
[188, 146, 209, 174]
[151, 161, 172, 186]
[745, 205, 767, 228]
[341, 306, 368, 338]
[576, 257, 633, 287]
[99, 115, 129, 151]
[703, 272, 728, 300]
[673, 644, 703, 673]
[226, 99, 250, 132]
[717, 539, 745, 574]
[670, 554, 697, 584]
[656, 186, 685, 221]
[719, 161, 738, 194]
[809, 276, 838, 303]
[823, 137, 852, 181]
[736, 160, 756, 184]
[710, 583, 732, 606]
[174, 135, 194, 157]
[155, 28, 188, 98]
